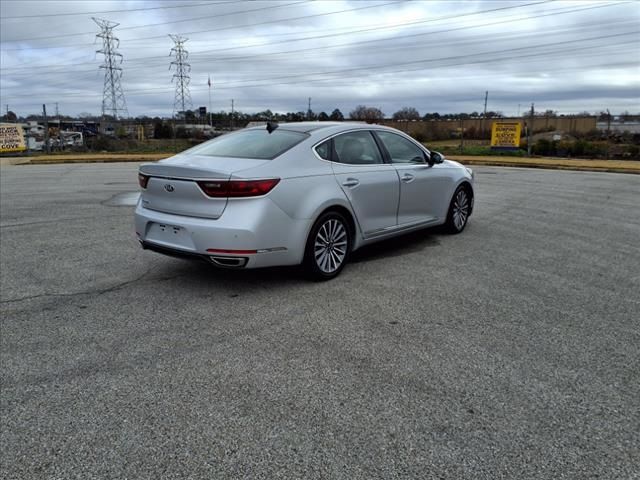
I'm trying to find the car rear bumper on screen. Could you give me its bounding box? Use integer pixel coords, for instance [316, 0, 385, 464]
[134, 197, 311, 268]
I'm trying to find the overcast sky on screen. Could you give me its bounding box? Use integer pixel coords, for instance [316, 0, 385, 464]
[1, 0, 639, 118]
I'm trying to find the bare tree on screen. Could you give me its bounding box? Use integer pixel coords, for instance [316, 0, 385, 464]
[349, 105, 384, 123]
[392, 107, 420, 121]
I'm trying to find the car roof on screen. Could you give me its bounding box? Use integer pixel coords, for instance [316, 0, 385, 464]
[244, 122, 418, 143]
[247, 121, 368, 134]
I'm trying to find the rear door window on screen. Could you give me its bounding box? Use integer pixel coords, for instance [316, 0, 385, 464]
[333, 131, 383, 165]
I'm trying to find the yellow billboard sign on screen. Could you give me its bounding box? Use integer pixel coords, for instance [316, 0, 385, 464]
[0, 123, 27, 153]
[491, 122, 521, 148]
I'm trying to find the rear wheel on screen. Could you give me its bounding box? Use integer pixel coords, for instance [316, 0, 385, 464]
[445, 186, 471, 233]
[304, 211, 351, 280]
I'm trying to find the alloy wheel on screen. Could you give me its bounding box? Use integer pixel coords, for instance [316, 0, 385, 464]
[452, 189, 469, 231]
[314, 219, 348, 273]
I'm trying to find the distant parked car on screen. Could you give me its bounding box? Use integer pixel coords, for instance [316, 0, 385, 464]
[135, 122, 474, 279]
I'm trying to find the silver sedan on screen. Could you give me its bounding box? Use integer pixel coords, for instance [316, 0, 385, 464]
[135, 122, 474, 279]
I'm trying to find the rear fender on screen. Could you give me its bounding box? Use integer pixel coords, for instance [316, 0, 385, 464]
[268, 176, 363, 248]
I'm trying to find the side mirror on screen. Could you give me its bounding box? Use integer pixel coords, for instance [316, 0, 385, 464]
[430, 151, 444, 165]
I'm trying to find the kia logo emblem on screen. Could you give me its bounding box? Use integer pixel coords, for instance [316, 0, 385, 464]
[164, 184, 175, 192]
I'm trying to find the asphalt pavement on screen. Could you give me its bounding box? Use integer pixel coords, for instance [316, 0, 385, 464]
[1, 163, 639, 479]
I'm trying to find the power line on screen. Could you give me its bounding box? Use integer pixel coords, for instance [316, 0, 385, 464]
[4, 26, 632, 96]
[1, 1, 235, 20]
[194, 12, 636, 63]
[187, 31, 640, 90]
[122, 0, 551, 43]
[1, 1, 297, 44]
[2, 2, 628, 73]
[1, 1, 555, 58]
[1, 0, 401, 44]
[5, 33, 636, 101]
[2, 24, 635, 88]
[3, 29, 636, 96]
[0, 0, 620, 57]
[1, 0, 532, 50]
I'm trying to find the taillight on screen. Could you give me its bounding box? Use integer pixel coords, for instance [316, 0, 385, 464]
[138, 173, 149, 189]
[197, 178, 280, 198]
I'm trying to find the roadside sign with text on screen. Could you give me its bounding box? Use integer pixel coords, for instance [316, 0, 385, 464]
[491, 122, 521, 149]
[0, 123, 27, 153]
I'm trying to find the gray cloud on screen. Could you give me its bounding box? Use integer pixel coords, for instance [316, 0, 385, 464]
[1, 0, 639, 118]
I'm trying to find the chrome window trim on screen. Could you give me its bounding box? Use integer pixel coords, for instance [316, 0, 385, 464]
[311, 128, 389, 166]
[311, 126, 432, 165]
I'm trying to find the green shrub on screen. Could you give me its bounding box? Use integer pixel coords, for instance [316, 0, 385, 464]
[625, 145, 639, 159]
[86, 136, 115, 152]
[532, 139, 556, 156]
[571, 140, 607, 158]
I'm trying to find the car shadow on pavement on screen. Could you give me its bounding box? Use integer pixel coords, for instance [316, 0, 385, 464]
[350, 227, 442, 263]
[142, 228, 442, 288]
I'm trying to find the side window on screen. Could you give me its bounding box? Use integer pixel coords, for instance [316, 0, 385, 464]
[376, 131, 426, 164]
[333, 131, 383, 165]
[315, 140, 331, 160]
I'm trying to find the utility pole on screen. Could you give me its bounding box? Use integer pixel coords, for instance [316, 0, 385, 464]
[42, 104, 50, 154]
[169, 34, 192, 126]
[459, 116, 464, 153]
[230, 99, 235, 130]
[606, 108, 612, 159]
[93, 17, 128, 122]
[208, 75, 213, 127]
[482, 90, 488, 140]
[527, 103, 534, 156]
[307, 97, 312, 120]
[55, 102, 63, 150]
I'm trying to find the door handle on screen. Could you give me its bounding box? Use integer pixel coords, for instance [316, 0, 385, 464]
[342, 178, 360, 188]
[401, 173, 415, 182]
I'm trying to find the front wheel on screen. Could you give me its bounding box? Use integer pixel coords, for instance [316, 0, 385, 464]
[445, 186, 471, 234]
[303, 212, 351, 280]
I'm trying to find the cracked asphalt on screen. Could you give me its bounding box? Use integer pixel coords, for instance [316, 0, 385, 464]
[1, 162, 639, 479]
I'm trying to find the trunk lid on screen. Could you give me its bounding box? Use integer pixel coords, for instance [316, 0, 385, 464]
[139, 154, 270, 219]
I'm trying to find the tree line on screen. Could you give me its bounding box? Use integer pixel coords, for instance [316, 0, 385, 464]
[2, 106, 638, 131]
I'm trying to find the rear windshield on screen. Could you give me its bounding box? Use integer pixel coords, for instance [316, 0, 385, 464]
[185, 129, 308, 160]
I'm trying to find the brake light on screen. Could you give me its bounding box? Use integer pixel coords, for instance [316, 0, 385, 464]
[138, 173, 149, 189]
[197, 178, 280, 198]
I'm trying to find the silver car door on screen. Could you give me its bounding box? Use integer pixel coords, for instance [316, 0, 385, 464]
[325, 130, 400, 237]
[374, 130, 452, 225]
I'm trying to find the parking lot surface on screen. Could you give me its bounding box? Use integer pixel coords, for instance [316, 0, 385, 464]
[1, 163, 639, 479]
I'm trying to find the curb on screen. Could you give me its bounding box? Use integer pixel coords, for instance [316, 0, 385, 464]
[454, 159, 640, 175]
[1, 155, 168, 166]
[2, 155, 639, 175]
[447, 155, 640, 175]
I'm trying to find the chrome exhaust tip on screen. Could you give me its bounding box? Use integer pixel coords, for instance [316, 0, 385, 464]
[209, 256, 248, 268]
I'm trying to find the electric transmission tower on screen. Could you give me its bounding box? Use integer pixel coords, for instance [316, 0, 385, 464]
[169, 35, 192, 120]
[93, 17, 128, 119]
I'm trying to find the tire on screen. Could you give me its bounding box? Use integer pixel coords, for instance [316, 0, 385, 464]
[445, 186, 471, 234]
[303, 211, 351, 280]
